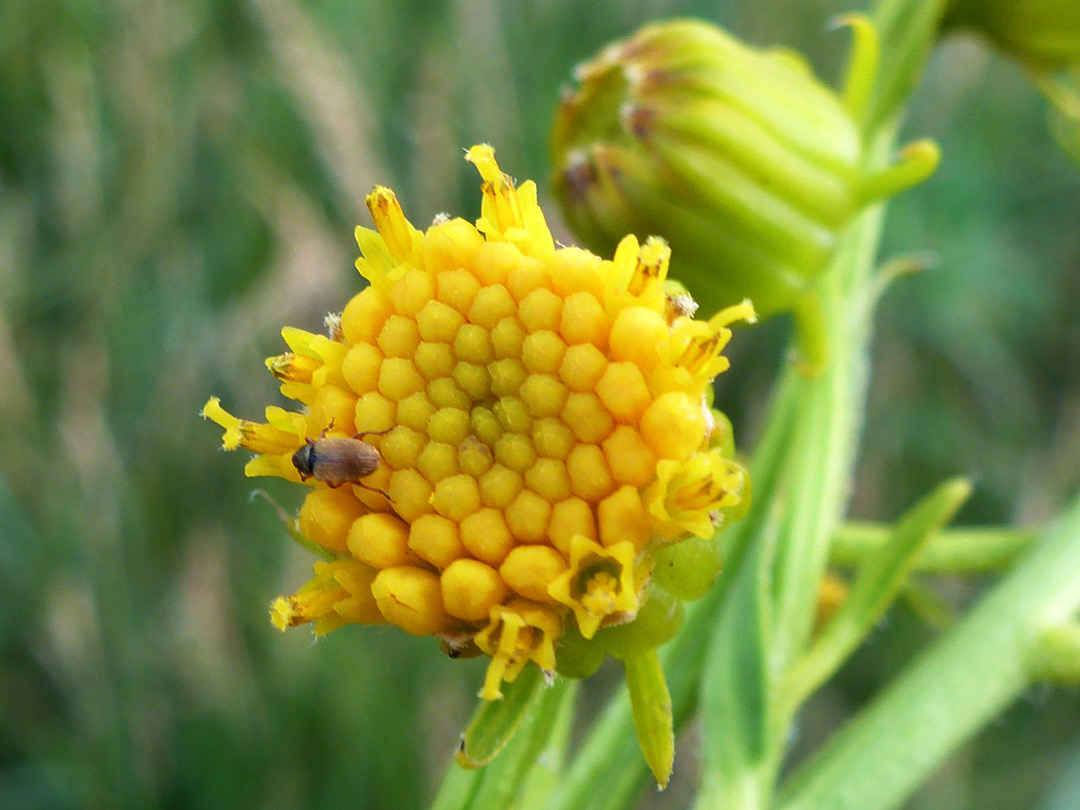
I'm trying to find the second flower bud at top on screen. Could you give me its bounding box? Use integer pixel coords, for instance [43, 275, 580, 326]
[551, 17, 940, 357]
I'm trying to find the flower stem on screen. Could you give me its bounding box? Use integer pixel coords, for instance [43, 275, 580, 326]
[831, 522, 1040, 573]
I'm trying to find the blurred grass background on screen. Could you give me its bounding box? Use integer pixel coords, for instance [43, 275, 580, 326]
[1, 0, 1078, 808]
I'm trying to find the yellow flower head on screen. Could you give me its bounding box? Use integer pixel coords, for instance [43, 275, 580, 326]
[204, 145, 748, 699]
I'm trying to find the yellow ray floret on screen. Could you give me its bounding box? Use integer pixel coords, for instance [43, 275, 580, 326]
[645, 453, 747, 540]
[271, 559, 383, 636]
[548, 536, 640, 639]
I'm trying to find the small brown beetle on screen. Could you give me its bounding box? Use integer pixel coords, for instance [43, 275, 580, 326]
[292, 427, 391, 496]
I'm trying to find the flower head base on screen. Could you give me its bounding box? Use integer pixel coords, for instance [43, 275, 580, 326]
[204, 145, 748, 702]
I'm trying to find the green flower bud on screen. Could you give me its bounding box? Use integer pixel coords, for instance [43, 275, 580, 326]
[554, 620, 607, 679]
[651, 533, 724, 601]
[946, 0, 1080, 68]
[595, 581, 685, 660]
[551, 18, 939, 362]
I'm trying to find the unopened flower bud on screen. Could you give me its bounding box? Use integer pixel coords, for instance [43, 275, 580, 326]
[551, 18, 939, 358]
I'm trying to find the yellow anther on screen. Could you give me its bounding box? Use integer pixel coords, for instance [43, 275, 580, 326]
[365, 186, 416, 262]
[266, 352, 319, 383]
[201, 398, 303, 455]
[627, 236, 670, 296]
[270, 560, 382, 635]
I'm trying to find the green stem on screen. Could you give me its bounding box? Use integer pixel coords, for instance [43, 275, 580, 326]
[831, 522, 1040, 573]
[777, 496, 1080, 810]
[781, 478, 971, 718]
[868, 0, 953, 128]
[695, 153, 890, 810]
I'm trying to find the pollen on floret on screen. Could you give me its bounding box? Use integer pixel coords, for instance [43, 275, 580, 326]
[371, 566, 454, 636]
[460, 508, 515, 565]
[441, 559, 509, 622]
[347, 513, 413, 569]
[500, 545, 568, 603]
[408, 514, 465, 568]
[596, 362, 651, 425]
[299, 489, 368, 554]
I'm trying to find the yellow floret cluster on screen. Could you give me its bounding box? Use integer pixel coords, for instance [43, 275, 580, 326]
[204, 145, 750, 700]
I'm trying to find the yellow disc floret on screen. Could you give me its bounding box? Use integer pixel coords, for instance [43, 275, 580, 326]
[204, 145, 749, 700]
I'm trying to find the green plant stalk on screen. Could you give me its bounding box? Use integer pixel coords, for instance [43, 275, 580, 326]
[869, 0, 953, 127]
[696, 154, 890, 810]
[831, 522, 1040, 573]
[776, 496, 1080, 810]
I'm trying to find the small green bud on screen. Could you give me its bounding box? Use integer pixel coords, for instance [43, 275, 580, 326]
[595, 581, 685, 660]
[651, 533, 724, 601]
[554, 620, 607, 679]
[551, 18, 939, 362]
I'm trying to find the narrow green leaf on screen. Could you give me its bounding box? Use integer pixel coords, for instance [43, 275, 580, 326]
[430, 675, 572, 810]
[624, 649, 674, 789]
[782, 477, 970, 715]
[830, 522, 1038, 574]
[456, 665, 545, 769]
[777, 494, 1080, 810]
